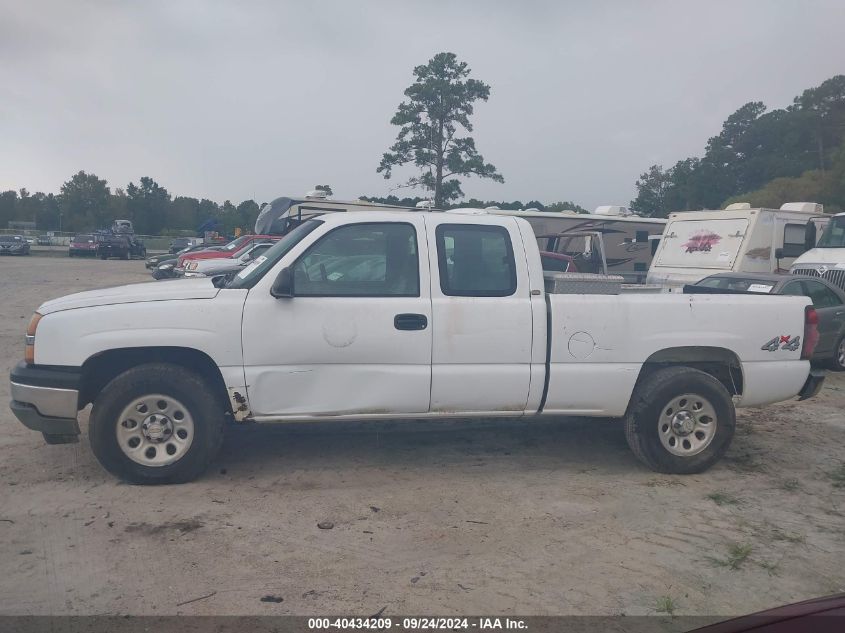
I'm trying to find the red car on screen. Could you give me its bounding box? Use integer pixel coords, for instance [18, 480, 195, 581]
[68, 234, 100, 257]
[177, 235, 279, 268]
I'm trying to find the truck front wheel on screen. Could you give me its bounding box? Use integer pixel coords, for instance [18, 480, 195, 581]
[89, 363, 225, 484]
[624, 366, 735, 474]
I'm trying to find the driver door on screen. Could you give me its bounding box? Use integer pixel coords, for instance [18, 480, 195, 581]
[240, 218, 433, 418]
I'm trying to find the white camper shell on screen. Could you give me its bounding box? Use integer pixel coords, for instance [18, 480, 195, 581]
[790, 212, 845, 291]
[647, 203, 829, 289]
[490, 207, 666, 283]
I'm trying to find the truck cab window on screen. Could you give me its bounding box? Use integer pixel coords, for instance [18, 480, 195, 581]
[436, 224, 517, 297]
[293, 222, 419, 297]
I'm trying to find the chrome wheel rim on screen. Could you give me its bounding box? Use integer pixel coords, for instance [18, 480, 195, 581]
[116, 394, 194, 467]
[838, 338, 845, 368]
[658, 393, 717, 457]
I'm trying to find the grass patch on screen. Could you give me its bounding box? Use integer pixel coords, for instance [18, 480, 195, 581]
[708, 543, 753, 570]
[771, 529, 805, 544]
[757, 560, 780, 576]
[828, 464, 845, 488]
[655, 595, 676, 616]
[706, 491, 741, 506]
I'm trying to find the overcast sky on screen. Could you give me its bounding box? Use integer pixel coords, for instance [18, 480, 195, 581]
[1, 1, 843, 210]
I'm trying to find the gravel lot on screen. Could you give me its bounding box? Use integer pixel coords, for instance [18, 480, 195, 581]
[1, 256, 844, 617]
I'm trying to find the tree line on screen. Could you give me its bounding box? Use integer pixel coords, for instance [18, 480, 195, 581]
[0, 172, 589, 237]
[631, 75, 845, 216]
[0, 173, 262, 237]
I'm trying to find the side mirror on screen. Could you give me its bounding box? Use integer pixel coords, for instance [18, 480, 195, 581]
[774, 247, 784, 260]
[270, 266, 294, 298]
[805, 222, 817, 251]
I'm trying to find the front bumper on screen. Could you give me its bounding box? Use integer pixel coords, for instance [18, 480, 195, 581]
[797, 368, 826, 401]
[9, 362, 81, 438]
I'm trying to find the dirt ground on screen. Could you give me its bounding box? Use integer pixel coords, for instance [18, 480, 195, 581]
[1, 256, 843, 617]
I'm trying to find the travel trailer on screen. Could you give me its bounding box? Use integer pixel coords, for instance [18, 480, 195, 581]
[647, 202, 829, 289]
[492, 206, 666, 283]
[790, 212, 845, 291]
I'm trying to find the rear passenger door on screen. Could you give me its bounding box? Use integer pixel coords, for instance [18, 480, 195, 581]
[426, 215, 534, 414]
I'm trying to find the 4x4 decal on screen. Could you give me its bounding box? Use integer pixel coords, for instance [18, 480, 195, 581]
[761, 335, 801, 352]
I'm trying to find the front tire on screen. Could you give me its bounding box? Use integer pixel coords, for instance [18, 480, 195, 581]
[624, 366, 735, 474]
[89, 363, 225, 484]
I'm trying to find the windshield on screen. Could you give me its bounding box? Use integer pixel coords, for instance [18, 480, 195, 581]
[696, 277, 774, 293]
[816, 216, 845, 248]
[0, 235, 22, 242]
[232, 240, 275, 259]
[223, 235, 250, 251]
[226, 220, 322, 289]
[73, 234, 94, 242]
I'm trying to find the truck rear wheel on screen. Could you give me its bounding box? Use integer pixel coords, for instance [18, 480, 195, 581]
[89, 363, 224, 484]
[624, 366, 735, 474]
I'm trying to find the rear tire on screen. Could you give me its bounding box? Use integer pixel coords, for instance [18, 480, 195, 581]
[89, 363, 225, 484]
[829, 335, 845, 372]
[624, 366, 735, 474]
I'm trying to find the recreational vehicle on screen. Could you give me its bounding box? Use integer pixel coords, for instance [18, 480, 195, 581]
[254, 190, 425, 234]
[647, 202, 828, 289]
[491, 206, 666, 283]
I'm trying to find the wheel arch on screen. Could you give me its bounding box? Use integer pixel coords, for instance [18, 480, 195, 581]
[79, 347, 232, 414]
[635, 346, 744, 398]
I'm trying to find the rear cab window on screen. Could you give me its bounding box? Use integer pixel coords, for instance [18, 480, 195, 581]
[435, 223, 517, 297]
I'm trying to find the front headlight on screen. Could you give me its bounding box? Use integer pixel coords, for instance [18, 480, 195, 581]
[159, 263, 174, 270]
[187, 262, 198, 271]
[25, 313, 42, 364]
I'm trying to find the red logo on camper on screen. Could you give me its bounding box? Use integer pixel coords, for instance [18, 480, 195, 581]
[683, 231, 722, 253]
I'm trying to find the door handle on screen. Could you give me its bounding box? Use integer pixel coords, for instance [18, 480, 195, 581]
[394, 313, 428, 331]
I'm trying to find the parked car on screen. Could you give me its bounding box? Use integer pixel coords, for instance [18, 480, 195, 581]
[97, 234, 130, 259]
[181, 242, 276, 277]
[0, 235, 31, 255]
[176, 234, 279, 269]
[37, 235, 52, 246]
[177, 238, 280, 275]
[98, 234, 146, 260]
[151, 261, 179, 280]
[692, 272, 845, 370]
[68, 234, 100, 257]
[147, 244, 209, 270]
[10, 210, 823, 484]
[169, 237, 201, 254]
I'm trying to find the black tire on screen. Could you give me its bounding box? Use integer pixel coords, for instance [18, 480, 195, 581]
[89, 363, 225, 484]
[624, 366, 735, 474]
[828, 334, 845, 372]
[99, 254, 107, 260]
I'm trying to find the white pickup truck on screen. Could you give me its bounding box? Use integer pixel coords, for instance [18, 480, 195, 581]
[10, 211, 825, 484]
